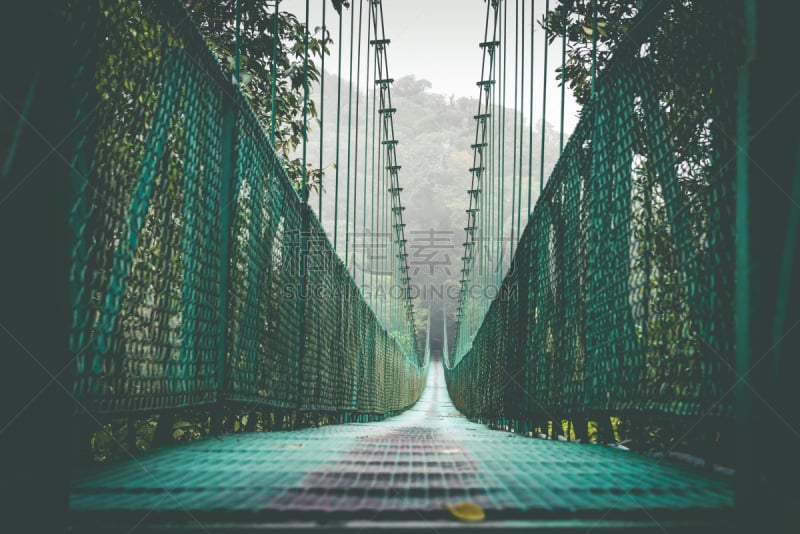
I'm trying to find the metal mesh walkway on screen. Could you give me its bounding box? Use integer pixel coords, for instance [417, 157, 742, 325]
[71, 363, 732, 530]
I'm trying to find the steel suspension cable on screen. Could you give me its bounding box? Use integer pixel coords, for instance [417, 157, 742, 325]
[510, 0, 519, 260]
[362, 2, 371, 293]
[379, 125, 385, 324]
[345, 2, 355, 266]
[369, 58, 377, 306]
[484, 2, 499, 333]
[559, 2, 566, 155]
[517, 0, 525, 237]
[539, 0, 549, 195]
[482, 126, 488, 317]
[318, 0, 326, 216]
[491, 39, 499, 290]
[352, 0, 364, 274]
[302, 0, 309, 202]
[592, 0, 597, 98]
[527, 0, 535, 215]
[270, 0, 279, 145]
[234, 0, 240, 84]
[333, 6, 343, 251]
[492, 6, 501, 289]
[500, 0, 507, 275]
[375, 107, 383, 318]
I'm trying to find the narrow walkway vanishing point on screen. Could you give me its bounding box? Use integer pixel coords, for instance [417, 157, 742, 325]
[71, 363, 733, 531]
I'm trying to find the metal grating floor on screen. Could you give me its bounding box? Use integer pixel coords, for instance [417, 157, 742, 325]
[70, 364, 733, 530]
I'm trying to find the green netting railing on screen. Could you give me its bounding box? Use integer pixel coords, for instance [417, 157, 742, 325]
[67, 0, 427, 418]
[446, 3, 739, 425]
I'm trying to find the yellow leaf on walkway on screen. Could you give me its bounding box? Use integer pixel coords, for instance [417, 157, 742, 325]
[443, 502, 486, 522]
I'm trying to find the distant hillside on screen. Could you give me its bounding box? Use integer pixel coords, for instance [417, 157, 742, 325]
[300, 72, 564, 351]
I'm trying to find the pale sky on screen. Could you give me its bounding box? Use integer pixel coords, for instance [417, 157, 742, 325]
[280, 0, 580, 133]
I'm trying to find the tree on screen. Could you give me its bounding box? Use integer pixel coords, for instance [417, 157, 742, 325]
[187, 0, 349, 192]
[543, 0, 734, 112]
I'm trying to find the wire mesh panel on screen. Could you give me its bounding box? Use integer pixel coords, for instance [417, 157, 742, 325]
[226, 103, 304, 410]
[70, 1, 227, 413]
[68, 0, 427, 418]
[446, 3, 739, 423]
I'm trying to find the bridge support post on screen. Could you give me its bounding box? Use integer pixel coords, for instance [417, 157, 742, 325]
[210, 92, 237, 436]
[152, 411, 175, 448]
[572, 417, 588, 442]
[244, 410, 258, 432]
[594, 416, 615, 444]
[295, 203, 311, 418]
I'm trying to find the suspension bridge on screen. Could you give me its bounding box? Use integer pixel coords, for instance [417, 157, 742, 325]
[2, 0, 799, 532]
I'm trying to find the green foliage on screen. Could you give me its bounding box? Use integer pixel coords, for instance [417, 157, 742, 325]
[543, 0, 637, 106]
[544, 0, 734, 109]
[90, 417, 158, 462]
[187, 0, 348, 191]
[88, 406, 379, 464]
